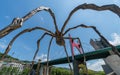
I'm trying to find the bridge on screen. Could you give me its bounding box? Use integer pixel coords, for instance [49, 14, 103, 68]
[33, 45, 120, 75]
[41, 45, 120, 65]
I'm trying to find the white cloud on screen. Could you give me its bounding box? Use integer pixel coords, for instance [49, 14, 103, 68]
[5, 16, 10, 19]
[0, 40, 7, 49]
[113, 0, 119, 3]
[35, 54, 48, 62]
[40, 16, 44, 22]
[55, 59, 105, 71]
[109, 33, 120, 46]
[0, 43, 6, 49]
[87, 33, 120, 71]
[38, 15, 44, 24]
[23, 45, 32, 50]
[87, 59, 105, 71]
[55, 63, 73, 69]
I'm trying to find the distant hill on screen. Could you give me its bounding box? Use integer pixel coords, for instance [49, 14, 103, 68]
[0, 52, 19, 61]
[50, 66, 105, 75]
[0, 52, 105, 75]
[0, 52, 31, 63]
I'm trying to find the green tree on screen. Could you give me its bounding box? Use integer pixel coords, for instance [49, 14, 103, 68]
[0, 67, 8, 75]
[20, 67, 30, 75]
[51, 67, 71, 75]
[0, 67, 20, 75]
[50, 66, 105, 75]
[11, 67, 19, 75]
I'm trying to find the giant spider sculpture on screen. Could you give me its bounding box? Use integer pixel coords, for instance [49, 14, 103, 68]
[0, 3, 120, 75]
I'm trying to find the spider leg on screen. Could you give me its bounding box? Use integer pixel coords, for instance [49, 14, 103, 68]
[46, 37, 53, 75]
[63, 24, 120, 56]
[30, 32, 53, 74]
[61, 4, 120, 33]
[63, 44, 73, 74]
[91, 26, 120, 56]
[0, 6, 58, 38]
[0, 26, 54, 61]
[64, 37, 88, 75]
[77, 38, 88, 75]
[36, 59, 41, 75]
[48, 9, 58, 31]
[23, 6, 58, 31]
[63, 24, 86, 35]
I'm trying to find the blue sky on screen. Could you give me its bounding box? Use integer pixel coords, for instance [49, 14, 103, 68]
[0, 0, 120, 71]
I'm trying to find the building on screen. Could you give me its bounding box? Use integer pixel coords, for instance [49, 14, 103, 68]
[3, 62, 24, 72]
[90, 38, 109, 50]
[90, 38, 115, 75]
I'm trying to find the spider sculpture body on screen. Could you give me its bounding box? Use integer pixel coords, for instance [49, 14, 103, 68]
[55, 30, 65, 46]
[0, 3, 120, 75]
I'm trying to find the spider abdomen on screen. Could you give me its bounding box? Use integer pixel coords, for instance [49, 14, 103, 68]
[56, 37, 65, 46]
[55, 31, 65, 46]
